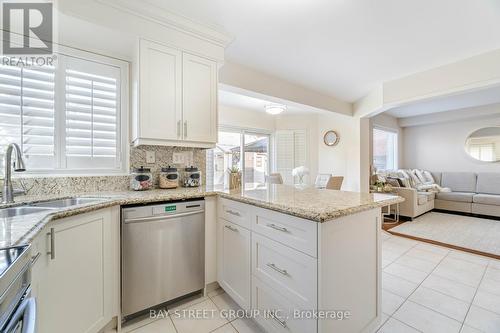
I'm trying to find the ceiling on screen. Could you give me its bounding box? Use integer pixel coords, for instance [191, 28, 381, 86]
[385, 85, 500, 118]
[219, 90, 312, 115]
[145, 0, 500, 102]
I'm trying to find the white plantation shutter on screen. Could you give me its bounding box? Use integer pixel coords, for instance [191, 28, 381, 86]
[64, 56, 121, 170]
[0, 51, 126, 173]
[0, 64, 56, 170]
[275, 130, 307, 184]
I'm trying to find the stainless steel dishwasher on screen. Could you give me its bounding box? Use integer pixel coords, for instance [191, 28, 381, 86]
[121, 199, 205, 318]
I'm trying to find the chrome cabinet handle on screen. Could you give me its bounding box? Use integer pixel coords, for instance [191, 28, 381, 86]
[31, 252, 41, 265]
[267, 223, 288, 233]
[225, 225, 238, 232]
[47, 228, 55, 260]
[177, 120, 181, 138]
[226, 209, 241, 217]
[266, 263, 288, 276]
[269, 311, 287, 328]
[184, 121, 187, 138]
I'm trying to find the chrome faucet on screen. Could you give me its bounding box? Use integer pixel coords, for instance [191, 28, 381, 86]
[2, 143, 26, 204]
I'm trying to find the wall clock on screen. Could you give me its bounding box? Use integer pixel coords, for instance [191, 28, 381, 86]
[324, 130, 340, 146]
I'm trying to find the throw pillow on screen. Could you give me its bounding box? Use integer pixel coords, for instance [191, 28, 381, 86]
[423, 171, 435, 184]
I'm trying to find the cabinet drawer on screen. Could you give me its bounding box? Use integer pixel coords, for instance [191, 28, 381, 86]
[218, 198, 253, 229]
[252, 233, 317, 309]
[252, 277, 317, 333]
[253, 207, 317, 257]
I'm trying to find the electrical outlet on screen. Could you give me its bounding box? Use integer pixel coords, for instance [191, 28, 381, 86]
[173, 152, 193, 166]
[146, 151, 155, 164]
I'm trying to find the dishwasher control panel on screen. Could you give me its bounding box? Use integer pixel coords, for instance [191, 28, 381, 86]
[122, 199, 205, 220]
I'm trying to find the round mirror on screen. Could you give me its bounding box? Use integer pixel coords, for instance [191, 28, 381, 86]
[465, 127, 500, 162]
[324, 130, 340, 146]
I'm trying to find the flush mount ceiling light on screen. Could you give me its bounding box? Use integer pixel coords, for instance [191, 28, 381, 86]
[265, 104, 287, 115]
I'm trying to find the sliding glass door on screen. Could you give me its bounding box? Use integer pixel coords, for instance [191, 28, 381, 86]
[211, 129, 270, 188]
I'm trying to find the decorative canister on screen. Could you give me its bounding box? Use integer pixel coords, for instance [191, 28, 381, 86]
[130, 166, 152, 191]
[182, 166, 202, 187]
[159, 166, 179, 189]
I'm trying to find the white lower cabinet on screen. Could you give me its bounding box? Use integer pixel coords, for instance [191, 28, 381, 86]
[31, 207, 120, 333]
[217, 218, 251, 309]
[217, 198, 382, 333]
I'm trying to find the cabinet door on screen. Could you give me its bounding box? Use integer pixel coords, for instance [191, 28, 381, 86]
[182, 53, 217, 143]
[36, 208, 117, 333]
[217, 219, 251, 309]
[139, 40, 182, 141]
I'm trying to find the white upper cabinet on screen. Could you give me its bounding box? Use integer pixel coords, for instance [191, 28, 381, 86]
[133, 39, 219, 148]
[139, 40, 182, 142]
[182, 53, 217, 144]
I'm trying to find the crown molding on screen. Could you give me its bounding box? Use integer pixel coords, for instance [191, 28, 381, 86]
[95, 0, 233, 47]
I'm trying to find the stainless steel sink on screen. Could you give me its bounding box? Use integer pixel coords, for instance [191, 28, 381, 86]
[0, 206, 55, 218]
[31, 197, 108, 208]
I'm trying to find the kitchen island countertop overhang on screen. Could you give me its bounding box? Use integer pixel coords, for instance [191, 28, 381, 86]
[0, 184, 404, 248]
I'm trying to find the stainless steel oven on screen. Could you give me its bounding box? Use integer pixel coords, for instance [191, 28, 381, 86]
[0, 245, 36, 333]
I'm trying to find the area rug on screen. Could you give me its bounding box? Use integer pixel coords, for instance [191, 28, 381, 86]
[388, 212, 500, 258]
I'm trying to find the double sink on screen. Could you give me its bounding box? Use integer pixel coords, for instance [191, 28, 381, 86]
[0, 197, 108, 218]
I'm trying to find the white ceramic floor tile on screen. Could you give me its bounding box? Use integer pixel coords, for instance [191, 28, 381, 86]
[473, 290, 500, 315]
[409, 286, 470, 322]
[460, 325, 483, 333]
[170, 299, 229, 333]
[211, 323, 238, 333]
[208, 287, 225, 298]
[393, 301, 462, 333]
[484, 267, 500, 282]
[167, 293, 209, 313]
[405, 247, 447, 264]
[385, 237, 418, 248]
[479, 277, 500, 297]
[383, 242, 413, 256]
[382, 258, 394, 268]
[433, 258, 485, 287]
[375, 313, 390, 331]
[382, 289, 406, 315]
[414, 242, 451, 256]
[211, 293, 242, 321]
[377, 318, 421, 333]
[128, 318, 176, 333]
[231, 318, 265, 333]
[422, 274, 477, 303]
[447, 250, 490, 266]
[382, 249, 405, 262]
[488, 259, 500, 270]
[395, 254, 440, 273]
[384, 262, 429, 284]
[382, 272, 419, 298]
[464, 305, 500, 333]
[122, 317, 162, 333]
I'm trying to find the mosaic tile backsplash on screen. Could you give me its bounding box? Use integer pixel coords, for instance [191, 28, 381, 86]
[13, 146, 207, 196]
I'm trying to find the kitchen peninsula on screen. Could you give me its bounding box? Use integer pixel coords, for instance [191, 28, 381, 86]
[0, 184, 402, 333]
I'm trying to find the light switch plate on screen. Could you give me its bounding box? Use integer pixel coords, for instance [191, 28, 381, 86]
[146, 151, 155, 164]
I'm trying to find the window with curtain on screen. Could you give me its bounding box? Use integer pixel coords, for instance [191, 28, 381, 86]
[209, 129, 270, 187]
[274, 129, 307, 184]
[0, 51, 127, 173]
[373, 127, 398, 171]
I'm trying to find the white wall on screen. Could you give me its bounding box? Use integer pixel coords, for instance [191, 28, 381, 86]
[219, 105, 275, 132]
[317, 113, 361, 191]
[402, 111, 500, 172]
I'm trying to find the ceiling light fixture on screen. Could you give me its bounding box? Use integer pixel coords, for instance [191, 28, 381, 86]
[265, 104, 287, 115]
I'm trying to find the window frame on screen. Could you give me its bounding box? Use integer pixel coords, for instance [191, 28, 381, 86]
[6, 45, 130, 176]
[372, 126, 399, 171]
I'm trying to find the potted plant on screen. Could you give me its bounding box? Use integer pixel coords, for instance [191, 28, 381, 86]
[227, 166, 241, 190]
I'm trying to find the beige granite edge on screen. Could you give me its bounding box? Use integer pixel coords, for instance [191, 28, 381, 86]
[217, 193, 405, 222]
[4, 190, 404, 247]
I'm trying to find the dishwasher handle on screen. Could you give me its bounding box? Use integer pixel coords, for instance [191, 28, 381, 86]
[123, 210, 204, 224]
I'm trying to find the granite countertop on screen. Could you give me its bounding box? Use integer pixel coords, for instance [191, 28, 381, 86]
[0, 184, 403, 248]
